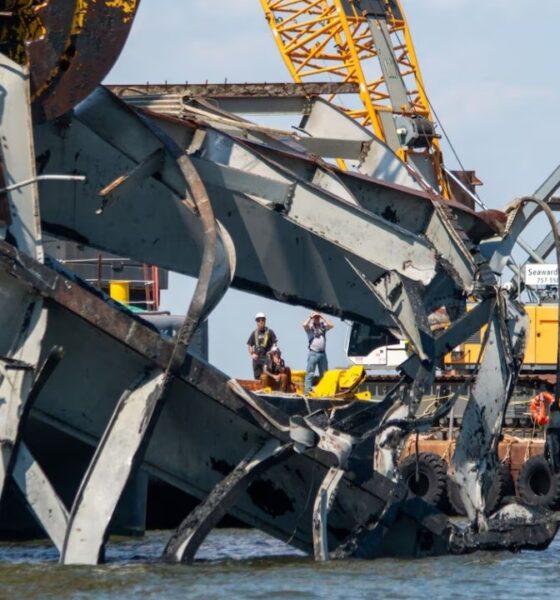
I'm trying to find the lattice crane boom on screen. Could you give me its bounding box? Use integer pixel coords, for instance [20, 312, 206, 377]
[260, 0, 449, 197]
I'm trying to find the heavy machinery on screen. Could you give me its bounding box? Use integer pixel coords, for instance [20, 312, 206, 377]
[262, 0, 560, 390]
[261, 0, 560, 517]
[0, 0, 559, 567]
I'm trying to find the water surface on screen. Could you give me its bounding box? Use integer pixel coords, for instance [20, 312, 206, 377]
[0, 528, 556, 599]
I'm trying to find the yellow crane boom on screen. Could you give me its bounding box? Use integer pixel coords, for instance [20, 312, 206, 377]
[260, 0, 449, 197]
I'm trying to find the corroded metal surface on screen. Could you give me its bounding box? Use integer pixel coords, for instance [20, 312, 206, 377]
[108, 81, 361, 98]
[0, 0, 47, 66]
[0, 0, 141, 120]
[34, 0, 140, 121]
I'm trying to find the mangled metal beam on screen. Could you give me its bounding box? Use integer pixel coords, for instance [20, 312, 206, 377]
[97, 148, 164, 214]
[0, 0, 558, 565]
[0, 55, 52, 514]
[451, 295, 528, 526]
[35, 88, 495, 329]
[485, 172, 560, 274]
[61, 369, 166, 565]
[300, 98, 425, 191]
[164, 440, 293, 564]
[0, 283, 47, 502]
[312, 467, 345, 560]
[0, 237, 487, 560]
[62, 146, 234, 564]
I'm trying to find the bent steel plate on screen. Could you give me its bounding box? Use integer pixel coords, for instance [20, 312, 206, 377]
[0, 0, 141, 121]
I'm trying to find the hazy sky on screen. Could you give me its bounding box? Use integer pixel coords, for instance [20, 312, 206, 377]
[106, 1, 560, 378]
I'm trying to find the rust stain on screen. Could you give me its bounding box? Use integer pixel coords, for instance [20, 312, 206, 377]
[22, 0, 140, 120]
[106, 0, 138, 23]
[30, 0, 92, 102]
[0, 0, 47, 65]
[71, 0, 90, 35]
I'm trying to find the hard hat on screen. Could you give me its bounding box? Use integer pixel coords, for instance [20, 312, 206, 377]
[255, 312, 266, 320]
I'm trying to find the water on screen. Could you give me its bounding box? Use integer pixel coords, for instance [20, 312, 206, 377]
[0, 528, 557, 599]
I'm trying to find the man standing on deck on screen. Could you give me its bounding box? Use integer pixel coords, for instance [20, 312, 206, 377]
[247, 312, 278, 379]
[303, 311, 334, 395]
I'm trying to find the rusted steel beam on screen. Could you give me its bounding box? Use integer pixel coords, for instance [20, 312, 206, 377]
[107, 81, 360, 99]
[97, 148, 164, 214]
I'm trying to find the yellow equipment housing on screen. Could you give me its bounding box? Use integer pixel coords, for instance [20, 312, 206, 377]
[109, 280, 130, 305]
[444, 304, 558, 369]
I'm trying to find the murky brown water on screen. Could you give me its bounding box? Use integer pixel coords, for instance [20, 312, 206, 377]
[0, 528, 557, 599]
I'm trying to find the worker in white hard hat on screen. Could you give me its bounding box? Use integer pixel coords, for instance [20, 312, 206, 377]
[247, 312, 278, 379]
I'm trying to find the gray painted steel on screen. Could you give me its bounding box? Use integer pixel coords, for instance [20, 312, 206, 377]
[0, 55, 43, 261]
[12, 443, 69, 552]
[61, 370, 166, 565]
[0, 278, 47, 503]
[1, 243, 444, 558]
[451, 296, 528, 525]
[486, 165, 560, 275]
[164, 440, 292, 563]
[312, 467, 345, 560]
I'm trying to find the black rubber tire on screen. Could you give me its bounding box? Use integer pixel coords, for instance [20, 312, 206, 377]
[447, 463, 514, 516]
[399, 452, 448, 510]
[518, 455, 560, 510]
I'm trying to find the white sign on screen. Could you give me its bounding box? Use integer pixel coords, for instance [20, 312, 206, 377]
[525, 264, 558, 286]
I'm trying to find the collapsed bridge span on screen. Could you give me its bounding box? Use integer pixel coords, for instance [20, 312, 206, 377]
[1, 0, 560, 566]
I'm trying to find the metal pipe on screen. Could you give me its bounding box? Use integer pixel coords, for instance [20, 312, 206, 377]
[0, 174, 86, 194]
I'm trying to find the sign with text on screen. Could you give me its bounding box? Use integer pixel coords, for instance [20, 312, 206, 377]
[525, 264, 558, 286]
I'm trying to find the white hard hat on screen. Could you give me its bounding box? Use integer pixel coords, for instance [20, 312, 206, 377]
[255, 312, 266, 320]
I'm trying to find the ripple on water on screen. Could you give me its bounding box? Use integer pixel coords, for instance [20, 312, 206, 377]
[0, 529, 557, 599]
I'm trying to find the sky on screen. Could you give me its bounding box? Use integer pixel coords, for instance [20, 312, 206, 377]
[105, 0, 560, 378]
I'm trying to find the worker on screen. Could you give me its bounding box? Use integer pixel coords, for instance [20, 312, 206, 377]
[303, 311, 334, 395]
[260, 346, 292, 392]
[247, 312, 278, 379]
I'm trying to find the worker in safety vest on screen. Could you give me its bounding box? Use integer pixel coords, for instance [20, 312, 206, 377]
[247, 312, 278, 379]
